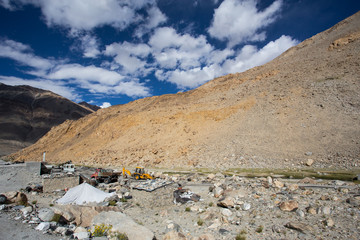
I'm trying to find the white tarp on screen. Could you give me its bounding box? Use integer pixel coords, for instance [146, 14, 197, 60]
[56, 182, 114, 205]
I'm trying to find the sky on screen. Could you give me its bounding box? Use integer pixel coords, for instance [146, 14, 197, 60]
[0, 0, 359, 108]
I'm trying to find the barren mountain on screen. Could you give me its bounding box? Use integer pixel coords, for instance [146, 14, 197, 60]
[10, 12, 360, 169]
[0, 84, 94, 156]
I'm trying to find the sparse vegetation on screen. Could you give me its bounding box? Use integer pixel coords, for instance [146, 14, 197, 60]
[90, 224, 112, 237]
[185, 207, 191, 212]
[256, 225, 264, 233]
[197, 218, 204, 226]
[109, 231, 129, 240]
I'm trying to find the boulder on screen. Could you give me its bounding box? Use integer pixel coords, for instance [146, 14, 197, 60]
[192, 234, 216, 240]
[0, 194, 6, 204]
[279, 201, 298, 212]
[217, 196, 235, 208]
[53, 205, 120, 227]
[3, 191, 27, 205]
[285, 221, 313, 233]
[38, 208, 55, 222]
[51, 207, 75, 222]
[163, 230, 187, 240]
[213, 187, 224, 198]
[221, 208, 232, 217]
[20, 206, 33, 216]
[305, 159, 314, 166]
[287, 184, 299, 192]
[73, 231, 91, 239]
[92, 211, 154, 240]
[273, 180, 284, 189]
[35, 222, 50, 231]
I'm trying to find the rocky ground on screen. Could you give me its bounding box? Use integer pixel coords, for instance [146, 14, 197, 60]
[0, 161, 360, 240]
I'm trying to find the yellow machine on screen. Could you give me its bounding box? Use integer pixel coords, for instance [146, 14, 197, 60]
[123, 167, 153, 180]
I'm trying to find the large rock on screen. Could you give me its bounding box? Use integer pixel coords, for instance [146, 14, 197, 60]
[192, 234, 216, 240]
[285, 221, 313, 233]
[38, 208, 55, 222]
[51, 207, 75, 222]
[163, 230, 187, 240]
[92, 211, 154, 240]
[217, 196, 235, 208]
[53, 205, 120, 227]
[3, 191, 28, 205]
[279, 201, 298, 212]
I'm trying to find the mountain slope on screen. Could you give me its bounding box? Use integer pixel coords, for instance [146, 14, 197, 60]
[10, 12, 360, 169]
[0, 84, 94, 156]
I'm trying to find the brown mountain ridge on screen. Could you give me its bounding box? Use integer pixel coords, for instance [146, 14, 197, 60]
[0, 83, 95, 156]
[9, 12, 360, 169]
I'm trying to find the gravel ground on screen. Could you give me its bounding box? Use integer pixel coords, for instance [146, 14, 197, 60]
[0, 212, 62, 240]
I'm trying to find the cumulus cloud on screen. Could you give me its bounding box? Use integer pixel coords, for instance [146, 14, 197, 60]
[208, 0, 283, 46]
[221, 35, 299, 74]
[0, 38, 151, 98]
[0, 75, 81, 101]
[100, 102, 111, 108]
[104, 41, 151, 75]
[76, 33, 100, 58]
[47, 64, 124, 85]
[0, 39, 53, 70]
[134, 6, 167, 38]
[149, 27, 214, 70]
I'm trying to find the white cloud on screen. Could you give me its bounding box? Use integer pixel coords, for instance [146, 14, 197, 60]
[32, 0, 136, 30]
[0, 75, 81, 101]
[78, 33, 100, 58]
[0, 39, 53, 70]
[1, 0, 160, 32]
[208, 0, 283, 46]
[100, 102, 111, 108]
[221, 35, 299, 74]
[47, 64, 124, 85]
[134, 6, 167, 38]
[156, 64, 219, 89]
[149, 27, 214, 70]
[104, 41, 151, 75]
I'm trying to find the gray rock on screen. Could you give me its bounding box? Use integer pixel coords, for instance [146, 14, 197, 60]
[73, 231, 90, 239]
[285, 221, 313, 233]
[20, 206, 33, 216]
[92, 211, 154, 240]
[221, 208, 232, 217]
[242, 202, 251, 211]
[38, 208, 55, 222]
[35, 222, 50, 231]
[296, 209, 305, 218]
[0, 194, 7, 204]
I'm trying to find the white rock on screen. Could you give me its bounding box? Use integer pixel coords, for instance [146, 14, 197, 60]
[242, 203, 251, 211]
[306, 159, 314, 166]
[73, 231, 90, 239]
[221, 208, 232, 217]
[35, 222, 50, 231]
[38, 208, 55, 222]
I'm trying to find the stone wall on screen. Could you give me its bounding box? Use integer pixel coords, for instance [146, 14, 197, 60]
[42, 175, 80, 192]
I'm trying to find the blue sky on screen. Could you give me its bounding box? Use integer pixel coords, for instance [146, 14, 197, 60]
[0, 0, 359, 108]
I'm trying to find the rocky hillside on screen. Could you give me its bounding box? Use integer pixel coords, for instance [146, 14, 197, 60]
[10, 12, 360, 169]
[78, 101, 101, 112]
[0, 84, 94, 156]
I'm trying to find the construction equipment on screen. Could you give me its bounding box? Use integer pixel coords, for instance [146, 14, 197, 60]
[122, 167, 153, 180]
[91, 168, 122, 184]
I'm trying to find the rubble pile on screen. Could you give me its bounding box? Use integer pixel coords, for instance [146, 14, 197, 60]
[1, 169, 360, 239]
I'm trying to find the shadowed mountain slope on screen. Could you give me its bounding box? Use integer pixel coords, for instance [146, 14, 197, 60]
[0, 84, 94, 156]
[10, 12, 360, 169]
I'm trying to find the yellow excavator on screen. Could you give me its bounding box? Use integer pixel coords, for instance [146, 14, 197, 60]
[122, 167, 153, 180]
